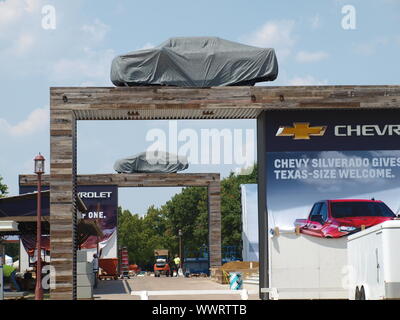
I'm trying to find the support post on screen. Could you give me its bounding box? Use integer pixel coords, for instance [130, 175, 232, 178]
[0, 244, 4, 300]
[49, 109, 77, 300]
[35, 173, 43, 300]
[257, 111, 269, 300]
[208, 179, 222, 268]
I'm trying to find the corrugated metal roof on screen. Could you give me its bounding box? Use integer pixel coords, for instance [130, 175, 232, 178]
[73, 108, 262, 120]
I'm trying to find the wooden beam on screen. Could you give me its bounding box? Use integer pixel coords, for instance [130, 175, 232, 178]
[208, 180, 222, 267]
[50, 86, 400, 121]
[0, 216, 49, 222]
[49, 109, 76, 300]
[20, 173, 220, 187]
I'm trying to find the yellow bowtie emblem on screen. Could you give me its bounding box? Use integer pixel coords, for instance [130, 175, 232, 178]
[276, 123, 327, 140]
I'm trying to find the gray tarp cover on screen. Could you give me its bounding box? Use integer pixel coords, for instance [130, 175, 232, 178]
[110, 37, 278, 87]
[114, 151, 189, 173]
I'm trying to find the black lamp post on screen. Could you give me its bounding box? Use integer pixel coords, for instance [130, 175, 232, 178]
[178, 229, 183, 269]
[34, 153, 45, 300]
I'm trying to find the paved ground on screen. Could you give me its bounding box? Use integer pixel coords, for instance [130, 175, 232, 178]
[94, 275, 259, 300]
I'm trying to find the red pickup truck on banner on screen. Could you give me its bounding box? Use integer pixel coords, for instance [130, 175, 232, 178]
[294, 199, 396, 238]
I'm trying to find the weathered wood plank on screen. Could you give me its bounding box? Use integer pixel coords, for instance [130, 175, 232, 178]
[20, 173, 220, 187]
[49, 109, 76, 300]
[208, 180, 221, 267]
[0, 216, 49, 222]
[49, 86, 400, 120]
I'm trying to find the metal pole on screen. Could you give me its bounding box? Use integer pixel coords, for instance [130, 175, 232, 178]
[35, 173, 43, 300]
[179, 230, 183, 271]
[96, 203, 100, 258]
[257, 112, 269, 300]
[0, 244, 4, 300]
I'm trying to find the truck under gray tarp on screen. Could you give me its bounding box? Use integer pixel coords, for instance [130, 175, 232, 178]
[110, 37, 278, 87]
[113, 151, 189, 174]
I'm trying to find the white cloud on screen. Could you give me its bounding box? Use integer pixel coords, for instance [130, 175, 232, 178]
[353, 37, 390, 56]
[310, 13, 321, 29]
[0, 106, 49, 137]
[0, 0, 25, 27]
[242, 20, 296, 59]
[138, 42, 155, 50]
[1, 32, 36, 56]
[0, 0, 42, 30]
[79, 81, 97, 87]
[81, 19, 110, 42]
[369, 150, 400, 158]
[353, 43, 377, 56]
[51, 47, 115, 85]
[287, 75, 328, 86]
[0, 0, 44, 57]
[14, 32, 35, 54]
[24, 0, 40, 12]
[295, 50, 329, 63]
[301, 151, 391, 192]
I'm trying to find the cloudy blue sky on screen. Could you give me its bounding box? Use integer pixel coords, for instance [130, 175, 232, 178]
[0, 0, 399, 214]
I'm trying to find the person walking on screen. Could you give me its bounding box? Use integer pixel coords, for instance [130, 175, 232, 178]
[92, 253, 99, 288]
[173, 254, 181, 277]
[3, 264, 21, 291]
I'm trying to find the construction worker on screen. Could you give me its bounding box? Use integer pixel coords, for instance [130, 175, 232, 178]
[3, 264, 21, 291]
[173, 254, 181, 277]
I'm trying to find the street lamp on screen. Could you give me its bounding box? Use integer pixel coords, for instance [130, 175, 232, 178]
[34, 153, 45, 300]
[178, 229, 183, 270]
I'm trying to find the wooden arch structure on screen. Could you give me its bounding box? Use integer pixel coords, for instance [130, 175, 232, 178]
[44, 85, 400, 299]
[19, 172, 221, 299]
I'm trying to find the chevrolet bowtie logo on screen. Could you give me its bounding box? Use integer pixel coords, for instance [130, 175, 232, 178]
[276, 123, 327, 140]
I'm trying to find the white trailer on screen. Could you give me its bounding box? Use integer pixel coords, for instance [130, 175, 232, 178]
[348, 220, 400, 300]
[269, 231, 348, 299]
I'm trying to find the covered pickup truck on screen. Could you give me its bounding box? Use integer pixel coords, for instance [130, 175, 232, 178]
[294, 199, 396, 238]
[110, 37, 278, 87]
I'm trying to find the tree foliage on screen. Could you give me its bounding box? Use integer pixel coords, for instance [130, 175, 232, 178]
[0, 175, 8, 198]
[117, 165, 257, 269]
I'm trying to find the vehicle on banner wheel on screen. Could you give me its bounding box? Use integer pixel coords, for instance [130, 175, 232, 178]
[295, 199, 396, 238]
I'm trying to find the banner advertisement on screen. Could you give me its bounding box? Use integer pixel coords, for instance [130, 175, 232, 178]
[19, 185, 118, 258]
[266, 109, 400, 237]
[77, 185, 118, 251]
[263, 109, 400, 299]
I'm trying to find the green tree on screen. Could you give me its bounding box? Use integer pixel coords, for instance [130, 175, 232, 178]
[0, 175, 8, 197]
[163, 187, 208, 256]
[118, 205, 176, 269]
[118, 207, 146, 266]
[117, 165, 258, 267]
[220, 164, 257, 252]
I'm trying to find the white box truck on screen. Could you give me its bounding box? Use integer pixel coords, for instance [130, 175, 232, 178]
[348, 220, 400, 300]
